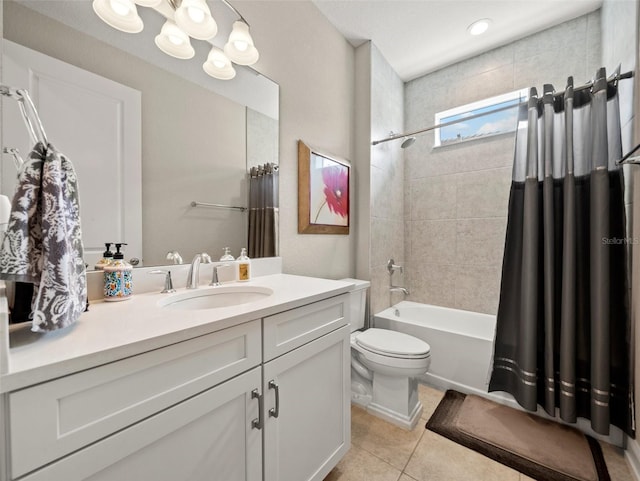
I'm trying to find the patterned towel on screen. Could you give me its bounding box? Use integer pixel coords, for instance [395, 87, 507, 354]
[0, 142, 87, 332]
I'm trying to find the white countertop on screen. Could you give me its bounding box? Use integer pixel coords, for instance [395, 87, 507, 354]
[2, 274, 354, 392]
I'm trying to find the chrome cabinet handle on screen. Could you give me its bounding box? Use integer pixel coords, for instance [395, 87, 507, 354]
[268, 380, 279, 418]
[251, 389, 263, 429]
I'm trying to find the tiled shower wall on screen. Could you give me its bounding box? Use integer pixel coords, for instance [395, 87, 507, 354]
[404, 11, 602, 315]
[369, 45, 406, 316]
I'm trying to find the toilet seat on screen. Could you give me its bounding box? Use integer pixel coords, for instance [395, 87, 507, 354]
[354, 328, 430, 359]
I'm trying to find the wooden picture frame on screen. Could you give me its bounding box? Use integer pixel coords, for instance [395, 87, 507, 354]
[298, 140, 350, 234]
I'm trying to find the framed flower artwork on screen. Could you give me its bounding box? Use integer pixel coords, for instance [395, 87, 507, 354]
[298, 140, 350, 234]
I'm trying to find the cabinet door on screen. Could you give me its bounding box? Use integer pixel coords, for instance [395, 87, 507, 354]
[263, 325, 350, 481]
[20, 368, 263, 481]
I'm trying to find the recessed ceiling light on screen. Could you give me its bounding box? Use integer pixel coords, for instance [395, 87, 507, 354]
[468, 18, 491, 36]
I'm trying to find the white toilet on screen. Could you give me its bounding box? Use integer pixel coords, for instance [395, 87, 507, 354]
[343, 279, 431, 430]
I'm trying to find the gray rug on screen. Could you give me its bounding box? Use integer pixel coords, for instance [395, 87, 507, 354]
[426, 390, 610, 481]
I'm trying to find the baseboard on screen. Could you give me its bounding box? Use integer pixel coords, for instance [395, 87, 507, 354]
[626, 438, 640, 481]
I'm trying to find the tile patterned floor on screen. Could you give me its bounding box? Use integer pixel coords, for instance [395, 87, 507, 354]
[325, 385, 635, 481]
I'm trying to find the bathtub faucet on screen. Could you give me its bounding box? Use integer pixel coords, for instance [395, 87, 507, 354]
[390, 286, 410, 296]
[387, 259, 404, 275]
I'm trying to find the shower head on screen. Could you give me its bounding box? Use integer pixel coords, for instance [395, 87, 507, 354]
[400, 136, 416, 149]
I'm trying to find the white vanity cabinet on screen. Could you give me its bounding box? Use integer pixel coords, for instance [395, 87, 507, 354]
[2, 289, 352, 481]
[8, 319, 263, 481]
[262, 295, 351, 481]
[18, 366, 263, 481]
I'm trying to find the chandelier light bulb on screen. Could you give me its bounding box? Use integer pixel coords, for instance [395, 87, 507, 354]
[175, 0, 217, 40]
[94, 0, 260, 80]
[187, 6, 206, 23]
[93, 0, 143, 33]
[234, 40, 248, 52]
[168, 34, 184, 45]
[203, 46, 236, 80]
[110, 0, 131, 16]
[224, 21, 259, 66]
[155, 20, 195, 59]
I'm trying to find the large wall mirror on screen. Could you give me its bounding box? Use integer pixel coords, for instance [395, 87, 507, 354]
[1, 0, 279, 269]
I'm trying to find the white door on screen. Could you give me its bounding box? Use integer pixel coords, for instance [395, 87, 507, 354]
[2, 40, 142, 267]
[263, 326, 350, 481]
[20, 367, 263, 481]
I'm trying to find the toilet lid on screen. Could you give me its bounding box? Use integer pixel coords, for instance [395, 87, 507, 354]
[355, 328, 430, 357]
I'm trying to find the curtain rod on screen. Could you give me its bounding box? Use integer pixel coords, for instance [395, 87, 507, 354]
[372, 70, 634, 146]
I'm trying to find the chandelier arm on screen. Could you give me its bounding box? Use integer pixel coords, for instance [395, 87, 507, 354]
[219, 0, 249, 25]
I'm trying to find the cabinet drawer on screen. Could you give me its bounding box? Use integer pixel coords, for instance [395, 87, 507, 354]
[9, 319, 261, 479]
[18, 367, 263, 481]
[263, 294, 349, 361]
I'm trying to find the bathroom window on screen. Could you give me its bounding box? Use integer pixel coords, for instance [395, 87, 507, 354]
[434, 88, 528, 147]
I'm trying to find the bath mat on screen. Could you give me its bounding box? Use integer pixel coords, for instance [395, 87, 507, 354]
[426, 390, 610, 481]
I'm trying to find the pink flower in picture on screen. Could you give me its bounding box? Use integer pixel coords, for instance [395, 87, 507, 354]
[322, 166, 349, 218]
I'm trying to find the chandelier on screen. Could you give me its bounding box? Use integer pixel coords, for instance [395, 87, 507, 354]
[92, 0, 259, 80]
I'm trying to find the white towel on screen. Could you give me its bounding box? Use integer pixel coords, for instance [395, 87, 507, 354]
[0, 142, 87, 332]
[0, 194, 11, 233]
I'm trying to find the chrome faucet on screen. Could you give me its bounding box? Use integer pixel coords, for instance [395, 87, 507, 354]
[149, 269, 176, 293]
[387, 259, 404, 275]
[387, 259, 409, 295]
[186, 252, 211, 289]
[390, 286, 410, 296]
[210, 265, 222, 287]
[166, 250, 183, 265]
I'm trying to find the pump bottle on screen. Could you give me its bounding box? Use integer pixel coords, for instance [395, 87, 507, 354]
[104, 243, 133, 301]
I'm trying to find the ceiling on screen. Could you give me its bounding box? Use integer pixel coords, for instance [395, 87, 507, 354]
[312, 0, 604, 81]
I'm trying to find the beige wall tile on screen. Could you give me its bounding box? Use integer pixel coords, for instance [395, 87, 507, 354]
[371, 218, 404, 268]
[369, 265, 390, 318]
[513, 15, 586, 62]
[411, 175, 457, 220]
[408, 261, 456, 308]
[456, 168, 511, 219]
[411, 220, 457, 264]
[447, 64, 516, 108]
[456, 44, 515, 81]
[454, 135, 516, 173]
[454, 265, 502, 315]
[372, 161, 404, 221]
[456, 218, 507, 267]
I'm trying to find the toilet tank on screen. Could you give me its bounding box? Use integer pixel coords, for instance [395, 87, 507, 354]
[340, 278, 370, 332]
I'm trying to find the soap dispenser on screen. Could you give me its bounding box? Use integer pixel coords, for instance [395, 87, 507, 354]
[237, 248, 251, 282]
[220, 247, 235, 262]
[94, 243, 114, 270]
[104, 243, 133, 301]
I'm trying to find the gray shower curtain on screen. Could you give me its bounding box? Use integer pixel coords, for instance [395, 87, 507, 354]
[489, 68, 633, 436]
[248, 163, 279, 258]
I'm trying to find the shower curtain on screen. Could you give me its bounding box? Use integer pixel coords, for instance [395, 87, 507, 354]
[248, 163, 279, 258]
[489, 68, 633, 436]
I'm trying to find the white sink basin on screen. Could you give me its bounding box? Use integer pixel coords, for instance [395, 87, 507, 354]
[158, 285, 274, 310]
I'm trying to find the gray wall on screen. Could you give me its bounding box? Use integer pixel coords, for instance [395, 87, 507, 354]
[242, 1, 356, 279]
[602, 0, 640, 468]
[354, 42, 406, 317]
[404, 11, 602, 315]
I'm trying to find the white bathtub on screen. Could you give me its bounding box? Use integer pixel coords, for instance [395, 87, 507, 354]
[374, 301, 627, 446]
[374, 301, 496, 396]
